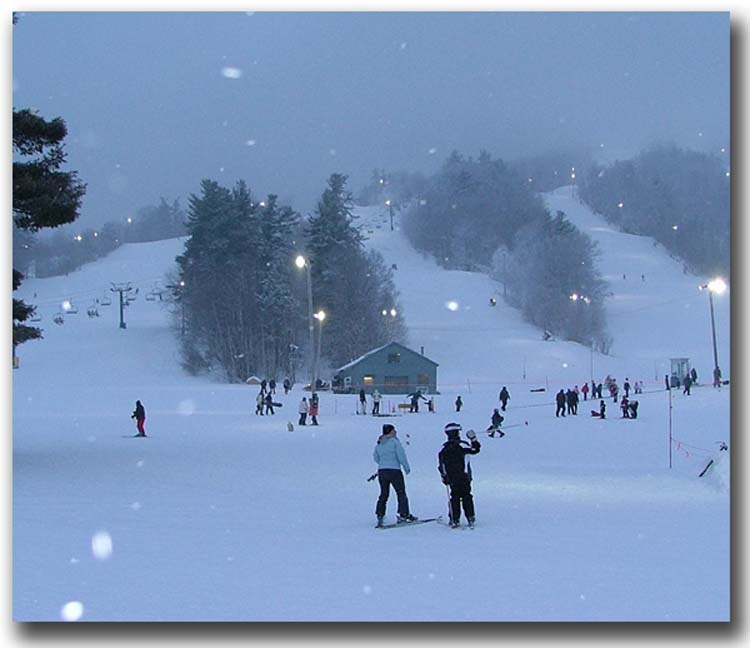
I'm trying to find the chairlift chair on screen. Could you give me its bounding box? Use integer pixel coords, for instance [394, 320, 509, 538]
[100, 295, 112, 306]
[145, 292, 156, 302]
[53, 313, 64, 325]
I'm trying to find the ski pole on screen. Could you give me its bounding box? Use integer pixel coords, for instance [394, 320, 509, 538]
[502, 421, 529, 430]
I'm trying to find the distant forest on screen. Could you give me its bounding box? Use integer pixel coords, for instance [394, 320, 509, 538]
[395, 151, 610, 350]
[578, 145, 729, 276]
[14, 198, 187, 278]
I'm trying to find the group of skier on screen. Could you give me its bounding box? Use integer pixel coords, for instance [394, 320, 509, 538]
[372, 421, 481, 529]
[358, 388, 384, 415]
[555, 377, 644, 420]
[298, 393, 320, 425]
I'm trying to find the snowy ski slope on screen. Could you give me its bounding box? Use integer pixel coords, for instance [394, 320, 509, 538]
[12, 193, 730, 621]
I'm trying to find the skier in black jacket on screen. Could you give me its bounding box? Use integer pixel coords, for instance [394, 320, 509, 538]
[438, 422, 481, 528]
[556, 389, 566, 417]
[487, 409, 504, 437]
[499, 386, 510, 411]
[131, 400, 146, 437]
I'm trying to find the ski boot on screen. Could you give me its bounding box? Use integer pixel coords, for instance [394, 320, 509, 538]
[449, 519, 461, 529]
[467, 517, 476, 528]
[397, 514, 418, 524]
[375, 517, 384, 529]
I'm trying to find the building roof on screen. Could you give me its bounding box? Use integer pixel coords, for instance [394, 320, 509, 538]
[335, 341, 439, 373]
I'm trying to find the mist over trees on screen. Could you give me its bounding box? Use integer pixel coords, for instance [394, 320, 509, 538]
[174, 174, 405, 382]
[578, 145, 729, 276]
[400, 151, 609, 348]
[500, 211, 609, 350]
[14, 198, 187, 279]
[307, 173, 406, 367]
[509, 147, 594, 193]
[356, 168, 428, 208]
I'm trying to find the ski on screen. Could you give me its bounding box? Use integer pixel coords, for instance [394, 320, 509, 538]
[376, 516, 441, 529]
[121, 434, 148, 438]
[436, 518, 476, 530]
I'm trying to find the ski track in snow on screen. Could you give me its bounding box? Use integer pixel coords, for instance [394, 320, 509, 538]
[12, 193, 729, 621]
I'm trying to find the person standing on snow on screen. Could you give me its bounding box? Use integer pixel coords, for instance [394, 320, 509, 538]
[309, 392, 320, 425]
[359, 388, 368, 415]
[556, 389, 566, 417]
[620, 396, 630, 418]
[438, 422, 481, 528]
[298, 397, 308, 425]
[408, 389, 427, 413]
[713, 367, 722, 388]
[255, 391, 265, 416]
[499, 386, 510, 411]
[373, 424, 417, 527]
[624, 378, 631, 398]
[581, 382, 589, 401]
[131, 400, 146, 437]
[269, 378, 276, 395]
[455, 395, 463, 412]
[683, 373, 692, 396]
[690, 367, 698, 385]
[264, 392, 275, 415]
[372, 389, 382, 416]
[283, 377, 291, 395]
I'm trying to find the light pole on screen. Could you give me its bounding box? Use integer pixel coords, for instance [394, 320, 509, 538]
[381, 307, 397, 340]
[313, 310, 326, 389]
[296, 255, 315, 388]
[385, 199, 394, 231]
[699, 278, 727, 385]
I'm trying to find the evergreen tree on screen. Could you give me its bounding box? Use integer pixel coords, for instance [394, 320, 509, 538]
[12, 107, 86, 351]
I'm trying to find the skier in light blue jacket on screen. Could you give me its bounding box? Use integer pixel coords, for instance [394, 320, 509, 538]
[373, 424, 417, 527]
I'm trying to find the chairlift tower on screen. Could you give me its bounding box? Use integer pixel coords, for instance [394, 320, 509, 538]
[110, 282, 133, 329]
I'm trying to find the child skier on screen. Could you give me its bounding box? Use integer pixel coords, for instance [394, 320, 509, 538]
[372, 389, 382, 415]
[298, 397, 308, 425]
[255, 391, 265, 416]
[373, 424, 417, 527]
[131, 400, 146, 437]
[455, 395, 463, 412]
[438, 422, 481, 528]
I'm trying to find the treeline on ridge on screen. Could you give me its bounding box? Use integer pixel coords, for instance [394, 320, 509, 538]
[578, 145, 729, 276]
[399, 150, 610, 350]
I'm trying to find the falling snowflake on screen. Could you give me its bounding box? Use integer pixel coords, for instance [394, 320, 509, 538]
[362, 585, 372, 595]
[400, 42, 407, 50]
[91, 531, 113, 561]
[177, 399, 196, 416]
[246, 139, 257, 147]
[329, 148, 337, 156]
[221, 67, 243, 79]
[61, 601, 84, 622]
[446, 301, 459, 312]
[428, 147, 437, 155]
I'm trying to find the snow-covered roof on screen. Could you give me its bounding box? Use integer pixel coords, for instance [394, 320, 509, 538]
[334, 341, 438, 373]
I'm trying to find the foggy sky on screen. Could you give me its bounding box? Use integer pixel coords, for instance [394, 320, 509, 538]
[12, 11, 729, 229]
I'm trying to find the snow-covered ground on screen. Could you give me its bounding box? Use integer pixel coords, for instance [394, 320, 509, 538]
[12, 193, 730, 621]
